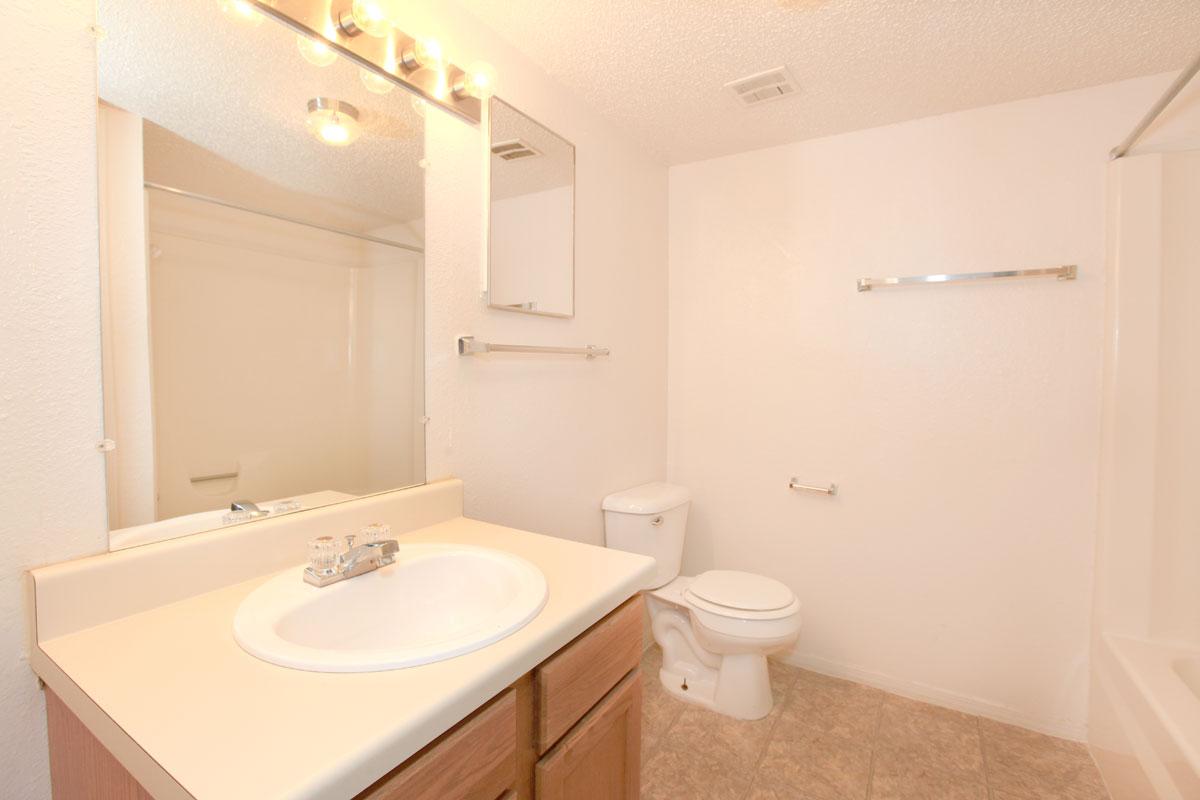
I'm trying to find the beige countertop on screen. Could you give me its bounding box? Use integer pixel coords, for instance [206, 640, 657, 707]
[29, 489, 654, 800]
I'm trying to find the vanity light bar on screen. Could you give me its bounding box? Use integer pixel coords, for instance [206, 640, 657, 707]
[248, 0, 486, 124]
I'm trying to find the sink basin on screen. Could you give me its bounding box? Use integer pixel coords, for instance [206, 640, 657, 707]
[234, 543, 548, 672]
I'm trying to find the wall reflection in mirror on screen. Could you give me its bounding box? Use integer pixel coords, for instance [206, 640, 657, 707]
[98, 0, 426, 550]
[488, 99, 576, 318]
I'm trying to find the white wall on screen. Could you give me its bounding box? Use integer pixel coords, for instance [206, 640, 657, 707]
[667, 74, 1173, 739]
[417, 1, 669, 547]
[0, 2, 109, 797]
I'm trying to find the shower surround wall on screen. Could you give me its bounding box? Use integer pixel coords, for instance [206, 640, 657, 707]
[667, 74, 1174, 739]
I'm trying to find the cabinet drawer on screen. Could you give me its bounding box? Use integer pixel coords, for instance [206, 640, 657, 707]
[535, 595, 644, 753]
[535, 669, 642, 800]
[356, 689, 517, 800]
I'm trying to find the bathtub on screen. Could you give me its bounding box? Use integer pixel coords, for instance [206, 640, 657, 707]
[1091, 633, 1200, 799]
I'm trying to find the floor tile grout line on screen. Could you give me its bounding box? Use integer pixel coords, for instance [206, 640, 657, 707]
[863, 693, 886, 800]
[743, 668, 796, 796]
[978, 715, 995, 797]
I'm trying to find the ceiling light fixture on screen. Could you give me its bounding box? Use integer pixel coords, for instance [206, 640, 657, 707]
[306, 98, 361, 147]
[218, 0, 265, 26]
[452, 61, 498, 100]
[360, 68, 396, 94]
[336, 0, 389, 38]
[296, 33, 338, 66]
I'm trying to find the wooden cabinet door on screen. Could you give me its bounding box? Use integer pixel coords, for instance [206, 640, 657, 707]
[356, 689, 517, 800]
[535, 670, 642, 800]
[535, 596, 644, 754]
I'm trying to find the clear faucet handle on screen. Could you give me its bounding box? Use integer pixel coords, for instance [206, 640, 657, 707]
[307, 536, 339, 577]
[361, 522, 391, 544]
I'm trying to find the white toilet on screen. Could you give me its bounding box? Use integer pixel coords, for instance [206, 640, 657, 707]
[602, 482, 802, 720]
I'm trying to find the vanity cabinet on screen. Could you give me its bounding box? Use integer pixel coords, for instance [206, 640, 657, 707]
[47, 596, 644, 800]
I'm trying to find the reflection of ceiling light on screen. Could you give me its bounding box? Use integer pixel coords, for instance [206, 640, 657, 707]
[360, 68, 395, 95]
[400, 37, 443, 71]
[297, 33, 338, 67]
[452, 61, 498, 100]
[337, 0, 389, 38]
[218, 0, 264, 26]
[306, 98, 361, 147]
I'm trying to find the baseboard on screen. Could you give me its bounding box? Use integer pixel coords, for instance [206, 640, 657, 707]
[776, 651, 1089, 742]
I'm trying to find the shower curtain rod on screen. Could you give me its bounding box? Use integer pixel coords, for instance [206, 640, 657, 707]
[143, 182, 425, 254]
[1110, 50, 1200, 160]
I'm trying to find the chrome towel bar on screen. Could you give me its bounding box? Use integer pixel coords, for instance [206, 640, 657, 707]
[857, 264, 1076, 292]
[457, 336, 610, 359]
[789, 479, 838, 496]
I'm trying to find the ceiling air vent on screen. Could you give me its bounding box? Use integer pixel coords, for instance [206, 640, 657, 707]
[725, 67, 799, 107]
[491, 138, 542, 161]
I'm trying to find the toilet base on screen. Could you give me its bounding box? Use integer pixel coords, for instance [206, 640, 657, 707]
[657, 648, 774, 720]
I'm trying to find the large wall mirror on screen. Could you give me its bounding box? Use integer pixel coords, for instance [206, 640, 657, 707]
[98, 1, 427, 550]
[488, 99, 576, 318]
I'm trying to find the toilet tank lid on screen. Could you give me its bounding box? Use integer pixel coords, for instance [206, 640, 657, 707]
[602, 482, 690, 514]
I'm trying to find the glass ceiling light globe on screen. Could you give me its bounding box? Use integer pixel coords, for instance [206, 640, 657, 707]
[297, 33, 338, 67]
[360, 68, 395, 94]
[456, 61, 498, 100]
[218, 0, 264, 26]
[350, 0, 390, 37]
[306, 99, 361, 147]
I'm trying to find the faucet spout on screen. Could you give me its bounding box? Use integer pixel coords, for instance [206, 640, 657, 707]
[304, 533, 399, 587]
[231, 500, 270, 518]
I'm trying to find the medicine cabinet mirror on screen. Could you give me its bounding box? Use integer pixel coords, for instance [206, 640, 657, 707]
[97, 0, 428, 550]
[487, 99, 576, 318]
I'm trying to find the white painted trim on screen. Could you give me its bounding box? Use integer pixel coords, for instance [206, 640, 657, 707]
[779, 651, 1089, 742]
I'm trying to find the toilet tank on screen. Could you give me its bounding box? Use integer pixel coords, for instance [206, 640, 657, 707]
[602, 483, 690, 589]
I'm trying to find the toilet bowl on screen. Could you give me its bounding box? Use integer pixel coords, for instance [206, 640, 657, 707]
[602, 483, 802, 720]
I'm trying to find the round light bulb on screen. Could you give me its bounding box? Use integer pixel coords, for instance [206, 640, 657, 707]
[218, 0, 264, 26]
[350, 0, 389, 37]
[297, 33, 338, 67]
[306, 99, 362, 147]
[400, 36, 443, 71]
[457, 61, 497, 100]
[359, 68, 395, 94]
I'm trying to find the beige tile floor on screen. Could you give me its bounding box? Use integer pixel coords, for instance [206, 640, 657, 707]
[639, 646, 1110, 800]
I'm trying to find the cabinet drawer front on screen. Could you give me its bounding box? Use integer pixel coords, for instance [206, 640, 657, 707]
[535, 595, 644, 753]
[357, 689, 517, 800]
[535, 669, 643, 800]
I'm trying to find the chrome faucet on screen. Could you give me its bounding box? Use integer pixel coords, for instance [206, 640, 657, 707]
[304, 525, 399, 587]
[231, 500, 270, 519]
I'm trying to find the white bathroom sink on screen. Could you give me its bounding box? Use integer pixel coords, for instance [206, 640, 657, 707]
[234, 543, 548, 672]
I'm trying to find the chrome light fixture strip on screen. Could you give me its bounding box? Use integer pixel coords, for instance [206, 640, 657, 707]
[249, 0, 482, 125]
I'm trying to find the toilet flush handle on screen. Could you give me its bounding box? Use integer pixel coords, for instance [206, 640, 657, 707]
[650, 515, 664, 527]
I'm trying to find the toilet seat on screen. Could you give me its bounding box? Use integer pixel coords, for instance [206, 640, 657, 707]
[684, 570, 799, 621]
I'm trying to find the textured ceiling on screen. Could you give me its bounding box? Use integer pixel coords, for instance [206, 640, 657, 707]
[99, 0, 427, 226]
[454, 0, 1200, 164]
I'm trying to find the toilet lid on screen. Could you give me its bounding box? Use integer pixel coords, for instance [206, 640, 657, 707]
[685, 570, 794, 612]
